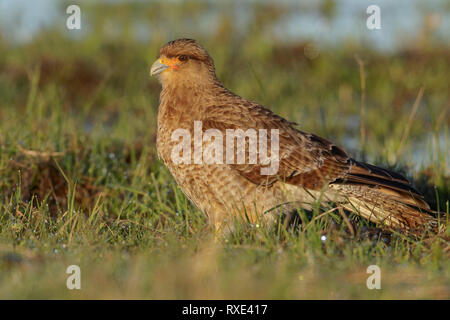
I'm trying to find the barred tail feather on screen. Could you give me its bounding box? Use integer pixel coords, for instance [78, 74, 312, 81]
[344, 196, 437, 234]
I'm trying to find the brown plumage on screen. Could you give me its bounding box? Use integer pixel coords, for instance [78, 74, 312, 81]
[150, 38, 438, 236]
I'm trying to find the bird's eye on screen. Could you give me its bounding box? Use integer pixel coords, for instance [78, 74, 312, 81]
[178, 55, 188, 62]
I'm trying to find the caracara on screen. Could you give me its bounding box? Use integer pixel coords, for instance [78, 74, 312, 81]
[150, 38, 438, 236]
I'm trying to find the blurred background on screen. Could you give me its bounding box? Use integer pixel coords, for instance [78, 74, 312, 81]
[0, 0, 448, 299]
[1, 0, 448, 161]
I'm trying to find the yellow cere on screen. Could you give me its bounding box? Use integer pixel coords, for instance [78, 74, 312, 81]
[159, 56, 178, 67]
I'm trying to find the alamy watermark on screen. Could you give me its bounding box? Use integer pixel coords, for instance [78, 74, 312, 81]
[170, 121, 280, 175]
[65, 4, 380, 32]
[66, 5, 81, 30]
[367, 5, 381, 30]
[366, 265, 381, 289]
[66, 265, 81, 290]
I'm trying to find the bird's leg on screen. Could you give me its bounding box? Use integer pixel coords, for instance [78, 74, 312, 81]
[213, 220, 225, 242]
[207, 211, 234, 242]
[212, 219, 236, 243]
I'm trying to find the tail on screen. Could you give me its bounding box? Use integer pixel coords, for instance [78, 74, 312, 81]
[329, 160, 442, 236]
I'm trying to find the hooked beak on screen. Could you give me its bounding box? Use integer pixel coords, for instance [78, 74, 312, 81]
[150, 58, 169, 76]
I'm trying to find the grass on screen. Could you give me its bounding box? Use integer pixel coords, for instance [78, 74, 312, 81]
[0, 1, 449, 299]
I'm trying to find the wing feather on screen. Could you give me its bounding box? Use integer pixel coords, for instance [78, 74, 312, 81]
[202, 102, 349, 188]
[201, 101, 429, 213]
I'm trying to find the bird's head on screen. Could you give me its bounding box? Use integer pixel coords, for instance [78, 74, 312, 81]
[150, 38, 216, 87]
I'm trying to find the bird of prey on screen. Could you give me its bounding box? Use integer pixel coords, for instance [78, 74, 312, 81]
[150, 38, 437, 236]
